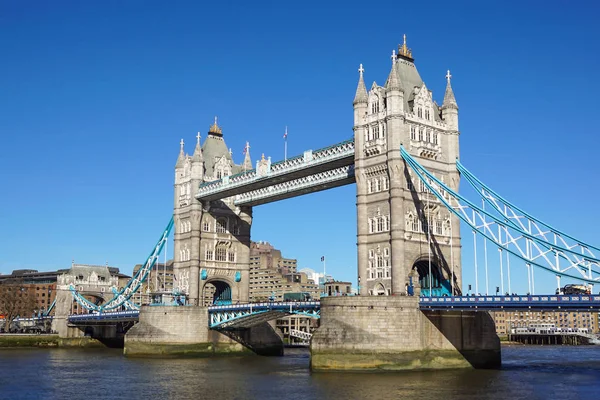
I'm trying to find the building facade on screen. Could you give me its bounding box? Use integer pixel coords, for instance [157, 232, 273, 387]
[490, 310, 599, 336]
[0, 270, 58, 315]
[173, 119, 254, 306]
[131, 261, 175, 305]
[353, 36, 461, 297]
[249, 241, 320, 302]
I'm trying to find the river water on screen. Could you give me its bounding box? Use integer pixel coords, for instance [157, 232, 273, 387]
[1, 345, 599, 400]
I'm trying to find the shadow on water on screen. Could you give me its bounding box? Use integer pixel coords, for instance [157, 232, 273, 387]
[1, 346, 600, 400]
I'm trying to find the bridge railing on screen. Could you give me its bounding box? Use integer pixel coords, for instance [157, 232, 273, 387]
[420, 294, 600, 310]
[196, 139, 354, 199]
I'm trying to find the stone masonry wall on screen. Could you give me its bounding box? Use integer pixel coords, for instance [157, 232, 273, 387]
[124, 306, 248, 356]
[311, 296, 500, 371]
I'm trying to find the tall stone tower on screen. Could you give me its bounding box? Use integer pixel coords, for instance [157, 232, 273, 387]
[354, 36, 461, 296]
[173, 118, 253, 305]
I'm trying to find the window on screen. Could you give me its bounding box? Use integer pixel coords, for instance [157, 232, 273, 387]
[406, 176, 414, 191]
[228, 252, 235, 262]
[369, 249, 374, 258]
[367, 180, 372, 193]
[425, 110, 430, 120]
[417, 107, 423, 118]
[216, 247, 227, 261]
[206, 249, 214, 261]
[384, 248, 389, 257]
[217, 170, 223, 179]
[435, 219, 442, 235]
[410, 125, 416, 140]
[216, 218, 227, 233]
[203, 221, 210, 232]
[418, 127, 423, 141]
[382, 176, 389, 190]
[426, 130, 430, 143]
[433, 132, 438, 145]
[375, 178, 381, 192]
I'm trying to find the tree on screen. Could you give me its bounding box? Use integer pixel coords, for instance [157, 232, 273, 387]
[0, 279, 37, 332]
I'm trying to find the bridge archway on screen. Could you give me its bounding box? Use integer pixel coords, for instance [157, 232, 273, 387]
[413, 257, 451, 297]
[202, 280, 232, 306]
[373, 282, 387, 296]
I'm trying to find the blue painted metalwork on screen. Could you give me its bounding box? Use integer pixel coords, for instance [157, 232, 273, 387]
[208, 301, 321, 329]
[400, 147, 600, 284]
[43, 298, 56, 317]
[234, 271, 241, 282]
[201, 269, 208, 280]
[420, 295, 600, 311]
[70, 217, 174, 312]
[68, 310, 140, 324]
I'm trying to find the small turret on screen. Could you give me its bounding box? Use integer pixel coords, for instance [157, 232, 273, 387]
[385, 50, 404, 115]
[385, 50, 402, 92]
[175, 138, 185, 167]
[353, 64, 368, 106]
[242, 141, 252, 171]
[192, 132, 203, 162]
[441, 70, 459, 131]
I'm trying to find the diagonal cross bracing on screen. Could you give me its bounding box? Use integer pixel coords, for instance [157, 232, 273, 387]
[234, 165, 355, 206]
[196, 139, 355, 201]
[401, 147, 600, 284]
[208, 301, 321, 329]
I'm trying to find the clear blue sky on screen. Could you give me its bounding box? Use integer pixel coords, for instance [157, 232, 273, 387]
[1, 1, 599, 295]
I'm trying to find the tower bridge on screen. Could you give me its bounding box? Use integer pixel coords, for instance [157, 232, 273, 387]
[58, 36, 600, 370]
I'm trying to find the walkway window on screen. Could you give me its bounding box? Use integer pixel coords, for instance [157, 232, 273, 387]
[216, 218, 228, 234]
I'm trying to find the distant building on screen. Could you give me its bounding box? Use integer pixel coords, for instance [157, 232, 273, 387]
[0, 269, 59, 315]
[249, 242, 319, 302]
[131, 261, 174, 305]
[489, 310, 599, 335]
[249, 241, 321, 343]
[324, 281, 352, 296]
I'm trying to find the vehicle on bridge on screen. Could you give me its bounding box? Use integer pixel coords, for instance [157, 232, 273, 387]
[556, 284, 591, 295]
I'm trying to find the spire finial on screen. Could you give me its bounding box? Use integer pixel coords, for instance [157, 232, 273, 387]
[358, 63, 364, 76]
[229, 148, 232, 156]
[391, 50, 396, 63]
[214, 116, 218, 125]
[446, 70, 452, 83]
[196, 132, 201, 145]
[398, 34, 413, 60]
[208, 116, 223, 136]
[180, 138, 184, 152]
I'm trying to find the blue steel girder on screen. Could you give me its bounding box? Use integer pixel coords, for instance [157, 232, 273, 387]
[400, 147, 600, 284]
[196, 139, 355, 202]
[209, 302, 321, 329]
[69, 217, 174, 312]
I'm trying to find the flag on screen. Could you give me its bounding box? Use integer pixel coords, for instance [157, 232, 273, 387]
[243, 141, 249, 155]
[321, 256, 325, 262]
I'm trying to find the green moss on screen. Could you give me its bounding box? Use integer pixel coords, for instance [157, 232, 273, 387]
[310, 350, 476, 371]
[0, 335, 107, 348]
[124, 341, 254, 358]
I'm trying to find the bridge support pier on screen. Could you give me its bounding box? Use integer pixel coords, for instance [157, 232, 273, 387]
[310, 296, 501, 371]
[124, 306, 253, 357]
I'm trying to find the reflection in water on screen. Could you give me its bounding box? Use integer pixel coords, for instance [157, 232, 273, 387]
[0, 346, 599, 400]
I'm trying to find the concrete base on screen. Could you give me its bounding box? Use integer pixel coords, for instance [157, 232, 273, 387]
[124, 306, 282, 357]
[310, 297, 501, 371]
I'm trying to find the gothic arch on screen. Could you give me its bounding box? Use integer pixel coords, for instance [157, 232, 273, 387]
[202, 278, 233, 306]
[412, 256, 451, 296]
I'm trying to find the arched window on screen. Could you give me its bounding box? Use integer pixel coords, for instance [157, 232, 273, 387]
[216, 218, 228, 233]
[367, 180, 372, 193]
[425, 109, 430, 121]
[417, 107, 423, 118]
[410, 125, 416, 140]
[418, 127, 424, 141]
[369, 219, 375, 233]
[377, 217, 384, 232]
[375, 178, 381, 192]
[426, 130, 430, 143]
[228, 251, 235, 262]
[206, 248, 213, 261]
[382, 176, 389, 190]
[433, 132, 438, 145]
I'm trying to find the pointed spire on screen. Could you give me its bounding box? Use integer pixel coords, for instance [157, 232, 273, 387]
[386, 50, 401, 92]
[442, 70, 458, 109]
[242, 141, 252, 171]
[176, 138, 185, 167]
[353, 64, 368, 106]
[192, 132, 203, 162]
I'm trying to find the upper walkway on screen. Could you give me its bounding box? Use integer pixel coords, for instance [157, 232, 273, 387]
[420, 294, 600, 311]
[196, 139, 355, 206]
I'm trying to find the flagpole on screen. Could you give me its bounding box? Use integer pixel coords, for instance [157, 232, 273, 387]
[284, 126, 288, 161]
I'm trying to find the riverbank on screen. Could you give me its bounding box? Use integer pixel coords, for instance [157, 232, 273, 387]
[0, 334, 104, 348]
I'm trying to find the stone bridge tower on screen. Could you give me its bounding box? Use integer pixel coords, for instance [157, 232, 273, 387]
[173, 118, 253, 305]
[353, 36, 461, 296]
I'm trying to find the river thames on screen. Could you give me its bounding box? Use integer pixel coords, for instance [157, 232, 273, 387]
[1, 345, 599, 399]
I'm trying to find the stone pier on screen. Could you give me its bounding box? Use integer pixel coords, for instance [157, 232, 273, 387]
[310, 296, 501, 371]
[124, 306, 283, 357]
